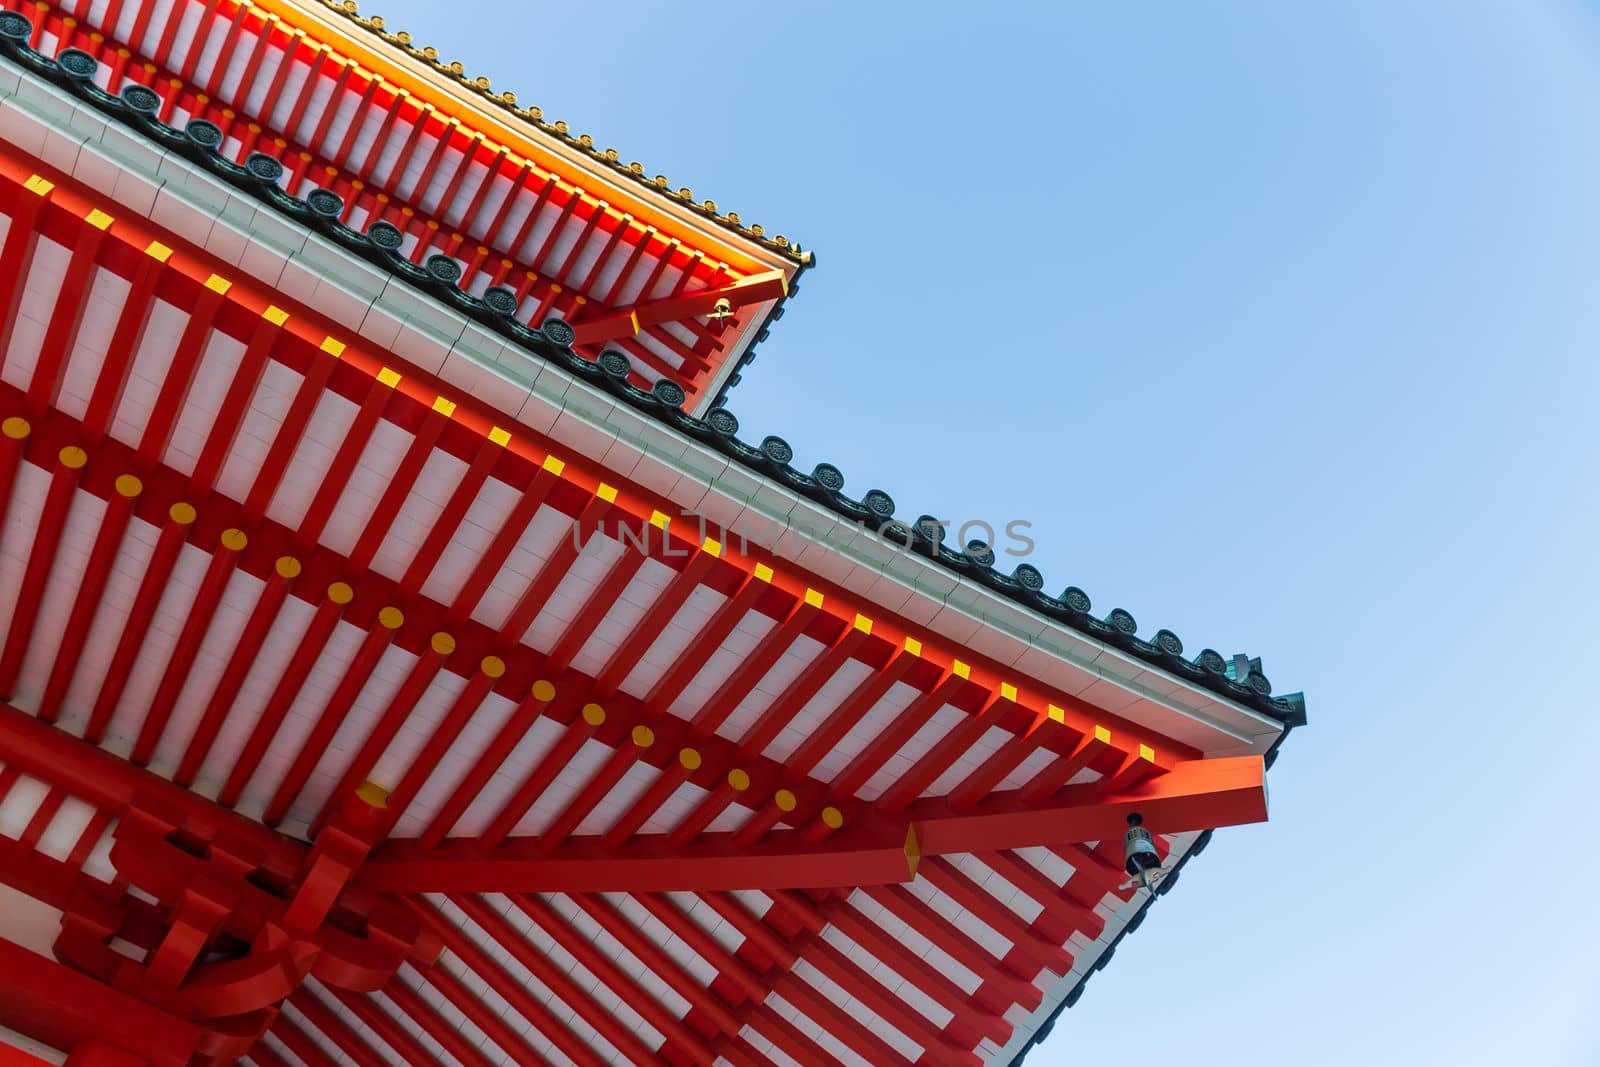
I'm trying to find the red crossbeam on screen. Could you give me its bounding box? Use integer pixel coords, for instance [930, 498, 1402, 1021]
[358, 756, 1265, 893]
[0, 937, 202, 1067]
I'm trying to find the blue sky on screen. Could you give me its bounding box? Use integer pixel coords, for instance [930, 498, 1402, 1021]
[374, 2, 1599, 1062]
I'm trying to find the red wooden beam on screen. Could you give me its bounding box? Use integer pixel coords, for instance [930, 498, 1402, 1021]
[394, 963, 546, 1066]
[863, 884, 1041, 1013]
[570, 271, 786, 346]
[373, 654, 506, 835]
[703, 892, 918, 1067]
[360, 820, 919, 895]
[301, 631, 455, 835]
[0, 936, 202, 1067]
[24, 206, 108, 417]
[0, 445, 87, 697]
[909, 755, 1266, 856]
[417, 677, 557, 846]
[359, 757, 1265, 893]
[0, 698, 303, 874]
[218, 583, 357, 808]
[83, 502, 196, 744]
[175, 555, 304, 785]
[768, 889, 1008, 1048]
[508, 893, 717, 1065]
[407, 898, 608, 1067]
[131, 524, 251, 764]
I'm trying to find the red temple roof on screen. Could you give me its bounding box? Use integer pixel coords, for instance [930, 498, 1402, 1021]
[0, 7, 1301, 1066]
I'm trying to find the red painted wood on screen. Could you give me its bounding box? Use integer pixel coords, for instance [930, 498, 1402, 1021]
[408, 899, 607, 1067]
[218, 591, 351, 808]
[0, 937, 201, 1067]
[83, 511, 192, 744]
[130, 527, 248, 765]
[35, 477, 138, 723]
[174, 560, 299, 785]
[0, 455, 83, 697]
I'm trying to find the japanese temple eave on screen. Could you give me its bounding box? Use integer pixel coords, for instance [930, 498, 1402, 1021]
[266, 0, 812, 272]
[0, 34, 1301, 747]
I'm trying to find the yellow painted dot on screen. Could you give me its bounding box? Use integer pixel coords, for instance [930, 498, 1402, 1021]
[679, 747, 701, 771]
[355, 780, 390, 809]
[114, 474, 142, 497]
[219, 528, 248, 551]
[2, 417, 29, 440]
[531, 679, 556, 702]
[727, 769, 750, 792]
[631, 724, 654, 748]
[328, 582, 355, 605]
[481, 655, 506, 678]
[774, 789, 797, 813]
[582, 702, 606, 727]
[57, 446, 87, 469]
[822, 806, 844, 829]
[275, 556, 301, 579]
[430, 632, 456, 656]
[378, 606, 404, 629]
[168, 502, 197, 526]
